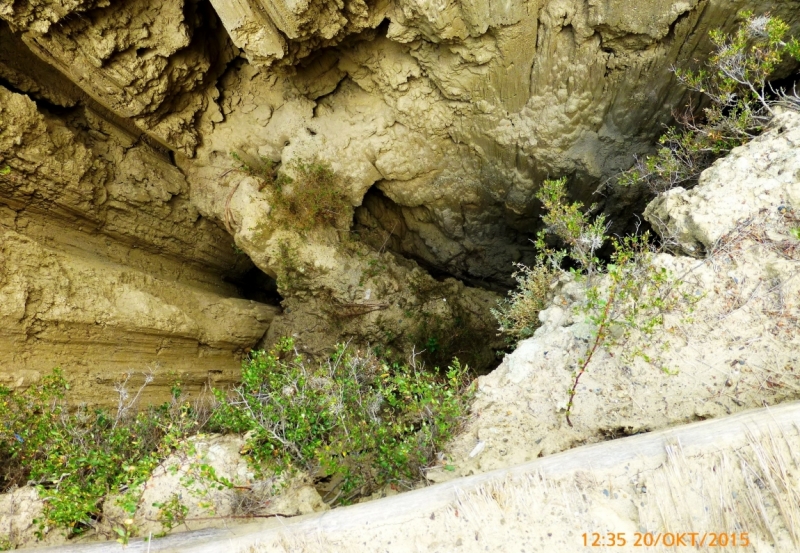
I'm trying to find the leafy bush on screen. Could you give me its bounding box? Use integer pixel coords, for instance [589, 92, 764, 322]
[493, 176, 608, 342]
[491, 261, 554, 342]
[494, 178, 684, 425]
[619, 12, 800, 195]
[0, 339, 473, 544]
[208, 337, 473, 502]
[0, 370, 195, 538]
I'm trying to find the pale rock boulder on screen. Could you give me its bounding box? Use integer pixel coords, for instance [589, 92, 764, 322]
[102, 435, 328, 536]
[0, 487, 66, 549]
[645, 110, 800, 256]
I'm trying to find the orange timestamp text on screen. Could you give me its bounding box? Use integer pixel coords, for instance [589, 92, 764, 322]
[582, 532, 750, 548]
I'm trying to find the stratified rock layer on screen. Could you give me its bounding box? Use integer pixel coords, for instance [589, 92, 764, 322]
[0, 85, 278, 403]
[1, 0, 799, 390]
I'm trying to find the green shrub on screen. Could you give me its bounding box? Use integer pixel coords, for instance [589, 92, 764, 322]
[208, 337, 473, 502]
[494, 178, 685, 425]
[0, 370, 196, 538]
[619, 12, 800, 195]
[230, 152, 351, 233]
[272, 161, 352, 232]
[492, 176, 606, 343]
[491, 261, 554, 342]
[0, 348, 473, 540]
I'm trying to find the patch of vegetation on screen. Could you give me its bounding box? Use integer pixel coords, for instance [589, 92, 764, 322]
[358, 256, 388, 286]
[0, 369, 197, 540]
[494, 177, 686, 426]
[490, 262, 554, 342]
[231, 152, 351, 233]
[208, 337, 473, 503]
[618, 12, 800, 196]
[272, 161, 352, 232]
[0, 342, 474, 543]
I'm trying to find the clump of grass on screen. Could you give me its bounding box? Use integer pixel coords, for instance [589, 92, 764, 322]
[208, 337, 473, 502]
[272, 161, 352, 232]
[230, 152, 351, 232]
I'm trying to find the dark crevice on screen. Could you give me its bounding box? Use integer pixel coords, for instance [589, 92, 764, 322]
[354, 185, 539, 293]
[354, 186, 461, 282]
[0, 74, 75, 116]
[226, 265, 283, 307]
[664, 9, 694, 45]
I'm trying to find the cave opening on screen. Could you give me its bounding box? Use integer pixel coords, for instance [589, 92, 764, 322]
[228, 265, 283, 307]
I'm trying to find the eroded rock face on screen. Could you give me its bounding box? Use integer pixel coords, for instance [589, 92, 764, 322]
[1, 0, 799, 387]
[0, 85, 278, 403]
[0, 0, 107, 33]
[186, 0, 799, 286]
[2, 0, 236, 155]
[208, 0, 391, 67]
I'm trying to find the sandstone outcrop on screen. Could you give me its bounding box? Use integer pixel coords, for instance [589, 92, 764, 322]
[2, 0, 799, 389]
[0, 84, 278, 403]
[1, 0, 235, 155]
[1, 1, 800, 549]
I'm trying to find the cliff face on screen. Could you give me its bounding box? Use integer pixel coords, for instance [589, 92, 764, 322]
[1, 0, 798, 399]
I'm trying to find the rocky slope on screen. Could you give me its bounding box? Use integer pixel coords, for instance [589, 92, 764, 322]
[434, 110, 800, 481]
[4, 103, 798, 553]
[1, 0, 799, 548]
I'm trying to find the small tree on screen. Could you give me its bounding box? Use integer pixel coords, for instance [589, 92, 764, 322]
[494, 177, 683, 426]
